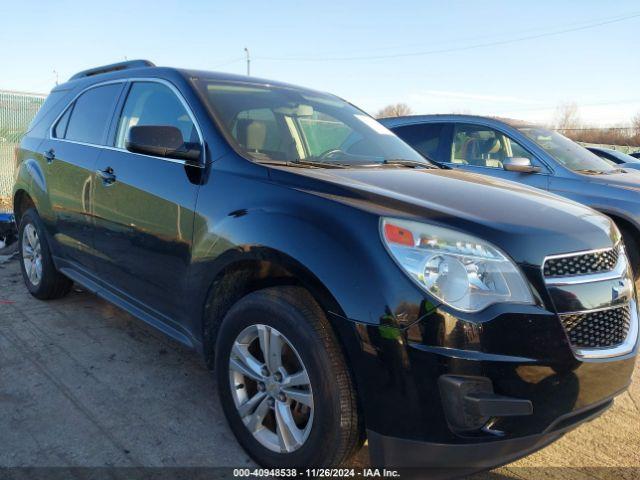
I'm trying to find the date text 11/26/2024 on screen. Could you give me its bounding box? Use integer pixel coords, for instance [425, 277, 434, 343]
[233, 468, 401, 477]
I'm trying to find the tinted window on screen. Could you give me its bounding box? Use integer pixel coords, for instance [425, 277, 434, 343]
[65, 84, 122, 144]
[451, 124, 534, 169]
[393, 123, 444, 160]
[115, 82, 199, 149]
[602, 149, 640, 164]
[53, 106, 72, 139]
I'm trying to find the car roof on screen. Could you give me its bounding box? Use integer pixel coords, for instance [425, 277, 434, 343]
[54, 64, 334, 100]
[378, 114, 536, 130]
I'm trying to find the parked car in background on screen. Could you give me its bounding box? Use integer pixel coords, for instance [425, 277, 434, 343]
[13, 62, 638, 473]
[381, 114, 640, 277]
[0, 212, 16, 251]
[587, 146, 640, 171]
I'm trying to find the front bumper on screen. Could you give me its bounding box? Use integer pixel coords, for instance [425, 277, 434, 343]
[368, 396, 611, 474]
[345, 303, 636, 443]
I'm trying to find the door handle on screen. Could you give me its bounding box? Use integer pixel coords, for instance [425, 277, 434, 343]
[96, 167, 116, 185]
[44, 148, 55, 164]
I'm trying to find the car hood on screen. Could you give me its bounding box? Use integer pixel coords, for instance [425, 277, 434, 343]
[583, 169, 640, 185]
[269, 166, 616, 267]
[621, 163, 640, 171]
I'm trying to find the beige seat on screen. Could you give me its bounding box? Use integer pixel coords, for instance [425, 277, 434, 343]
[245, 121, 267, 152]
[482, 138, 504, 168]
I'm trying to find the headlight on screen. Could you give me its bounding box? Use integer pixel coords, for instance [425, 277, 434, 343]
[381, 218, 534, 312]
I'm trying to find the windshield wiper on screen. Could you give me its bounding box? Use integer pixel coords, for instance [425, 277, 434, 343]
[575, 168, 606, 175]
[383, 159, 438, 169]
[290, 159, 349, 169]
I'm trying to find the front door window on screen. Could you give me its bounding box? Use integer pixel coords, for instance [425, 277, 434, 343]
[451, 124, 534, 169]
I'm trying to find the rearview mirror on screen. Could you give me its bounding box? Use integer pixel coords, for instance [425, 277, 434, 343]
[125, 125, 201, 162]
[503, 157, 540, 173]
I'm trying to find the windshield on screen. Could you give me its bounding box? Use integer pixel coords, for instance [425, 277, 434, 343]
[518, 126, 616, 173]
[194, 80, 432, 167]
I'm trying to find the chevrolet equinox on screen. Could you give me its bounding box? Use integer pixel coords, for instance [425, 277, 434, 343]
[13, 61, 638, 473]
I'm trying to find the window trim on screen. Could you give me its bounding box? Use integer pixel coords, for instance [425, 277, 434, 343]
[48, 78, 205, 168]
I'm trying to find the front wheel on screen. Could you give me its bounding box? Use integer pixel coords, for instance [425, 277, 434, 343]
[215, 286, 362, 468]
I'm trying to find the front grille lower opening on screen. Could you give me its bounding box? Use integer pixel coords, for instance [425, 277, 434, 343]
[560, 305, 631, 348]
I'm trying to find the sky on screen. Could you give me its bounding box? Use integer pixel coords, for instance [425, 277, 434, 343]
[1, 0, 638, 126]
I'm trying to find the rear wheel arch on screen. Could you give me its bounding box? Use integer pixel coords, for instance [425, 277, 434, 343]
[13, 190, 36, 225]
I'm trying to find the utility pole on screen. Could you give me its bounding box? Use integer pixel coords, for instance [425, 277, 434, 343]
[244, 47, 250, 76]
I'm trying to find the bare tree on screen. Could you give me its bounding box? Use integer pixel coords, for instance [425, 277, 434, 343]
[632, 112, 640, 138]
[553, 102, 582, 133]
[547, 106, 640, 148]
[375, 103, 413, 119]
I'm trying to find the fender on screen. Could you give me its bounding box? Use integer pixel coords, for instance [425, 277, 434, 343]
[591, 205, 640, 233]
[187, 205, 429, 334]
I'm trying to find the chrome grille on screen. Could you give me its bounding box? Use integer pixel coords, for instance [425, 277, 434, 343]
[560, 306, 632, 348]
[543, 246, 619, 277]
[542, 243, 638, 357]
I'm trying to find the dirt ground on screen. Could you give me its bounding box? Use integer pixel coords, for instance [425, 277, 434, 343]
[0, 251, 638, 479]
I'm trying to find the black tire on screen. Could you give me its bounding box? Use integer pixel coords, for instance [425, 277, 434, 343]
[215, 286, 362, 468]
[620, 226, 640, 281]
[18, 208, 73, 300]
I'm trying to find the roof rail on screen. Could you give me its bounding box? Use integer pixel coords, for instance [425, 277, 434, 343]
[69, 60, 156, 81]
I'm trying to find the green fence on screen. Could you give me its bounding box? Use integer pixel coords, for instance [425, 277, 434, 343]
[0, 90, 46, 212]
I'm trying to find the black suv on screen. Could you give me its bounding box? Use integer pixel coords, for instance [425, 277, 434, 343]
[13, 61, 638, 473]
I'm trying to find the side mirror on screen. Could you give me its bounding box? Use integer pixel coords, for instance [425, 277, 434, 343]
[125, 125, 201, 162]
[503, 157, 540, 173]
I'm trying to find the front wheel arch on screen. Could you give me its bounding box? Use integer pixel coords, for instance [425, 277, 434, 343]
[599, 211, 640, 277]
[200, 248, 348, 370]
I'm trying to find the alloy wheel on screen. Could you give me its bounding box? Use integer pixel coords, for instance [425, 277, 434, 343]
[228, 324, 314, 453]
[22, 223, 43, 287]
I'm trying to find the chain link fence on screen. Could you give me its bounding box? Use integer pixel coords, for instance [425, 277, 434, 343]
[0, 90, 46, 213]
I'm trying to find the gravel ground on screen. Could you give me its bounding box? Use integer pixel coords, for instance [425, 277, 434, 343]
[0, 252, 638, 479]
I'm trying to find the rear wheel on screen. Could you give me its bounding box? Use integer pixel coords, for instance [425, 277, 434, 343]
[18, 208, 73, 299]
[215, 286, 362, 468]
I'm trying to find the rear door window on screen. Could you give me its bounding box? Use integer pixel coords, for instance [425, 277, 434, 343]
[62, 84, 122, 145]
[392, 123, 445, 161]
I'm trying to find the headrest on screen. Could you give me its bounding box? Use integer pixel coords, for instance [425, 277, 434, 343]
[481, 137, 502, 155]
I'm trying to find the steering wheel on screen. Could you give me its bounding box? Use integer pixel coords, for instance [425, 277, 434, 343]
[318, 148, 345, 160]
